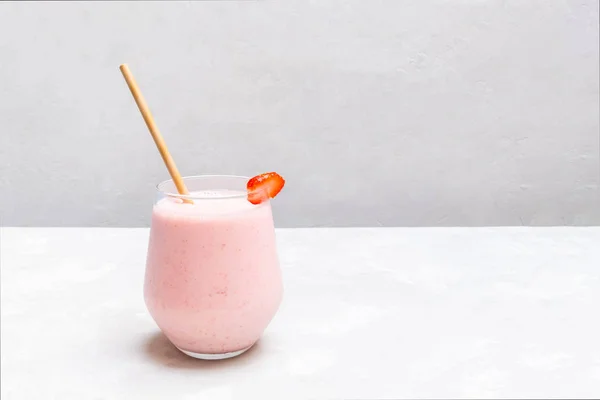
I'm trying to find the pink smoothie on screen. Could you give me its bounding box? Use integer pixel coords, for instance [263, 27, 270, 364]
[144, 190, 283, 356]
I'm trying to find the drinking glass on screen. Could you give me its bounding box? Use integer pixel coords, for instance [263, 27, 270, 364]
[144, 175, 283, 360]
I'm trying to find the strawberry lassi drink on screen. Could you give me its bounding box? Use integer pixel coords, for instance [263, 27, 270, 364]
[144, 174, 285, 359]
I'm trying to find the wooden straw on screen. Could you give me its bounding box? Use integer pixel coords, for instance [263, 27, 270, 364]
[119, 64, 193, 204]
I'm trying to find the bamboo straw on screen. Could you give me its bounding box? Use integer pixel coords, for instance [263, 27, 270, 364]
[119, 64, 192, 204]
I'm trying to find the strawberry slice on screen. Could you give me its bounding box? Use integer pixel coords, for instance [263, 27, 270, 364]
[247, 172, 285, 204]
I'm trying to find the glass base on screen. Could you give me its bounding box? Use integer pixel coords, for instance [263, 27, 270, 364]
[176, 345, 253, 360]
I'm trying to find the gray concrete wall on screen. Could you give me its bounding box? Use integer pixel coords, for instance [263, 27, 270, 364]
[0, 1, 598, 227]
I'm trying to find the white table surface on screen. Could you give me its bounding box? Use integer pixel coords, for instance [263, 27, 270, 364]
[1, 227, 599, 400]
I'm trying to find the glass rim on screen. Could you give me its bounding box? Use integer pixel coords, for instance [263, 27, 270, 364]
[156, 174, 251, 200]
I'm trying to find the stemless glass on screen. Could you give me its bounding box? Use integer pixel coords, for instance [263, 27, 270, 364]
[144, 175, 283, 360]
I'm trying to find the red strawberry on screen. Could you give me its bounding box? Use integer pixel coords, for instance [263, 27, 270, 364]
[247, 172, 285, 204]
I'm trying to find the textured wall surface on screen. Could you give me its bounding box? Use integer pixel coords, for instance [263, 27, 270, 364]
[0, 1, 598, 227]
